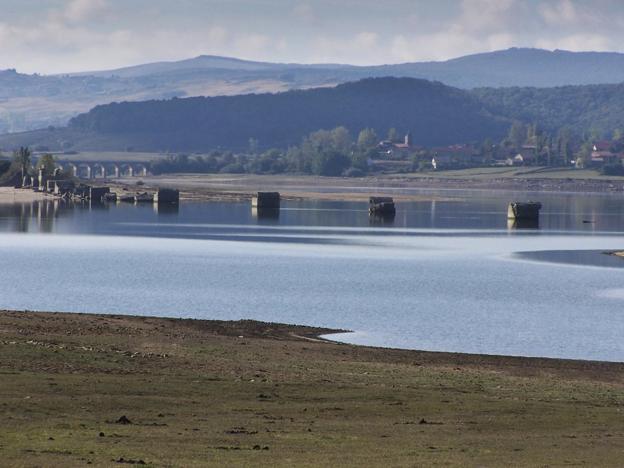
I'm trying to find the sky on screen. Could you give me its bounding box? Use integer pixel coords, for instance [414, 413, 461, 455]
[1, 0, 624, 74]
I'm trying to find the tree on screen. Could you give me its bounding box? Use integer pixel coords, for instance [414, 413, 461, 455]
[357, 128, 378, 150]
[575, 141, 593, 168]
[331, 127, 352, 154]
[481, 138, 494, 164]
[387, 128, 399, 142]
[351, 150, 370, 173]
[508, 121, 526, 150]
[13, 147, 32, 179]
[310, 150, 351, 176]
[248, 138, 259, 155]
[36, 154, 56, 176]
[542, 136, 553, 166]
[526, 123, 537, 143]
[556, 128, 572, 166]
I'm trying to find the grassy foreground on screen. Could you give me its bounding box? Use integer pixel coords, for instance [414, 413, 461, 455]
[1, 312, 624, 467]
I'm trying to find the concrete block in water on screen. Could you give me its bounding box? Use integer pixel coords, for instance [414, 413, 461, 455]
[252, 192, 280, 209]
[154, 188, 180, 205]
[102, 192, 118, 203]
[89, 187, 110, 202]
[53, 180, 76, 196]
[507, 202, 542, 220]
[369, 197, 396, 215]
[74, 185, 90, 199]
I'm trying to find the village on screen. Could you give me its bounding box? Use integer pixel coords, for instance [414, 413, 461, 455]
[374, 131, 624, 173]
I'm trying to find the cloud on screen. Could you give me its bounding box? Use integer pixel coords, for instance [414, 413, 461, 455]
[354, 32, 378, 49]
[234, 34, 272, 55]
[309, 32, 382, 64]
[390, 29, 515, 63]
[388, 0, 518, 62]
[2, 0, 624, 74]
[63, 0, 109, 23]
[457, 0, 517, 33]
[539, 0, 580, 25]
[292, 3, 316, 22]
[536, 34, 613, 52]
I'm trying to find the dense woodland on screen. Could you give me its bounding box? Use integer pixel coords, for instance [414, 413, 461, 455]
[473, 83, 624, 136]
[68, 78, 509, 150]
[63, 77, 624, 155]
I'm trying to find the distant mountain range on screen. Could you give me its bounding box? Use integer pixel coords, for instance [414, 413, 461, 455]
[70, 48, 624, 88]
[3, 48, 624, 135]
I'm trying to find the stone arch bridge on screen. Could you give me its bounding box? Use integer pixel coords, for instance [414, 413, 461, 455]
[56, 161, 149, 179]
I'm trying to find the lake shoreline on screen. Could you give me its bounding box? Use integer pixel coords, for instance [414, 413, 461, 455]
[2, 309, 624, 466]
[0, 186, 57, 204]
[3, 171, 624, 205]
[126, 173, 624, 200]
[6, 309, 624, 368]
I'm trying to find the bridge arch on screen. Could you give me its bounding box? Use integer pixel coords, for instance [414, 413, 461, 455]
[120, 164, 134, 177]
[92, 163, 106, 179]
[65, 163, 78, 178]
[107, 164, 119, 178]
[77, 164, 92, 179]
[135, 164, 148, 177]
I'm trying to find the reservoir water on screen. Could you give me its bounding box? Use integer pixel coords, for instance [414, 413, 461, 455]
[1, 189, 624, 361]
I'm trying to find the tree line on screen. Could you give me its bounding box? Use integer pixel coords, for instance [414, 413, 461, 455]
[0, 148, 65, 185]
[150, 127, 381, 177]
[149, 118, 624, 177]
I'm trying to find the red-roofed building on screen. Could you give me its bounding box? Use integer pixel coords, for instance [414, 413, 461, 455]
[589, 141, 624, 166]
[377, 133, 421, 159]
[593, 141, 612, 152]
[591, 150, 624, 165]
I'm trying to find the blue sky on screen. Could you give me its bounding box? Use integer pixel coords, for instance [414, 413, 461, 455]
[1, 0, 623, 73]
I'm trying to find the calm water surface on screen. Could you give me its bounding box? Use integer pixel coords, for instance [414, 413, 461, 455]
[1, 189, 624, 361]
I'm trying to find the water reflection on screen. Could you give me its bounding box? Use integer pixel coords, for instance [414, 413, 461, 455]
[0, 190, 624, 239]
[0, 199, 74, 234]
[369, 212, 395, 227]
[154, 203, 180, 216]
[507, 218, 540, 230]
[251, 206, 280, 223]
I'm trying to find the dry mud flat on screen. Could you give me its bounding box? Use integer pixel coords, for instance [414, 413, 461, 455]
[130, 173, 624, 202]
[0, 186, 55, 203]
[2, 310, 624, 467]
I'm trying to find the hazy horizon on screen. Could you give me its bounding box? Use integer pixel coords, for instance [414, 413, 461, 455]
[2, 0, 624, 74]
[38, 47, 622, 77]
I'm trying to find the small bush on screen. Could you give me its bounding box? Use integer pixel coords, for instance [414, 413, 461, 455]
[601, 163, 624, 176]
[219, 163, 245, 174]
[343, 167, 366, 177]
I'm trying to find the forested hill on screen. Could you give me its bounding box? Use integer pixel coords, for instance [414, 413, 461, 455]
[473, 83, 624, 135]
[6, 76, 624, 153]
[66, 78, 508, 151]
